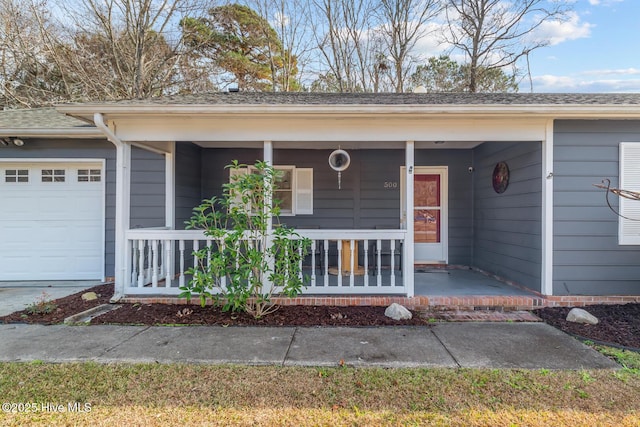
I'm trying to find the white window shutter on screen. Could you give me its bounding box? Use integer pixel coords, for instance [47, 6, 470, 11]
[619, 143, 640, 245]
[295, 168, 313, 215]
[229, 167, 249, 212]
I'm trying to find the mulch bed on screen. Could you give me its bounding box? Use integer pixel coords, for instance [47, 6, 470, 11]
[91, 303, 429, 326]
[2, 284, 639, 349]
[535, 304, 640, 349]
[0, 283, 113, 325]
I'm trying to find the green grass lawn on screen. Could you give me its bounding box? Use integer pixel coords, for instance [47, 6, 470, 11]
[1, 350, 639, 426]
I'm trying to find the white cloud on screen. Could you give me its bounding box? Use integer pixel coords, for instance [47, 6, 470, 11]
[581, 68, 640, 76]
[588, 0, 623, 6]
[271, 12, 290, 28]
[532, 12, 594, 46]
[413, 22, 451, 58]
[528, 73, 640, 93]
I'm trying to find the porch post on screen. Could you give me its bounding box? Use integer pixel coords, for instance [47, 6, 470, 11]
[263, 140, 274, 292]
[114, 141, 132, 299]
[93, 113, 131, 301]
[404, 140, 415, 297]
[165, 141, 176, 282]
[541, 120, 554, 295]
[165, 141, 176, 230]
[263, 140, 273, 231]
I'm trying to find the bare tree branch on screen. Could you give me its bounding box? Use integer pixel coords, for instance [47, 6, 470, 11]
[444, 0, 570, 92]
[376, 0, 442, 92]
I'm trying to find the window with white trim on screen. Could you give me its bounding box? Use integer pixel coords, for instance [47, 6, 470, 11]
[619, 142, 640, 245]
[78, 169, 101, 182]
[41, 169, 65, 182]
[4, 169, 28, 183]
[231, 166, 313, 216]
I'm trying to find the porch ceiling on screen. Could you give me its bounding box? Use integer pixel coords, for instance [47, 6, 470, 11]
[189, 140, 485, 149]
[99, 115, 549, 144]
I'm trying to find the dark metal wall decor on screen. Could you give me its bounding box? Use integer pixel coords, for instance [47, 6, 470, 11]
[492, 161, 510, 194]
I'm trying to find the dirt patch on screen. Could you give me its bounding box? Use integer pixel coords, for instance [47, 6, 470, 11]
[0, 283, 113, 325]
[535, 304, 640, 349]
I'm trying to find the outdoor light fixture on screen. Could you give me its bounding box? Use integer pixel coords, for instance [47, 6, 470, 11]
[0, 137, 24, 147]
[328, 148, 351, 190]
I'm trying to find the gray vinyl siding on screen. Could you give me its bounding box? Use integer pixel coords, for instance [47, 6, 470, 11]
[472, 141, 542, 292]
[198, 147, 473, 265]
[553, 120, 640, 295]
[130, 149, 166, 229]
[0, 139, 165, 278]
[175, 142, 202, 229]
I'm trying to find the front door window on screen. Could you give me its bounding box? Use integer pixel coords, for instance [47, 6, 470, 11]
[414, 174, 441, 244]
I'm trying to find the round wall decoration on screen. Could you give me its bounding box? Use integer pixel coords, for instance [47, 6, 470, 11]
[492, 161, 510, 194]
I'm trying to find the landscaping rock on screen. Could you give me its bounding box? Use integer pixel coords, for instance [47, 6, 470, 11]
[566, 307, 599, 325]
[385, 303, 412, 320]
[81, 292, 98, 302]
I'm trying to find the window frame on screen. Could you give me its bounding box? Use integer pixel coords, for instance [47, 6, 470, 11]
[618, 142, 640, 245]
[41, 169, 66, 183]
[231, 165, 313, 216]
[247, 165, 296, 216]
[78, 168, 102, 182]
[4, 169, 29, 183]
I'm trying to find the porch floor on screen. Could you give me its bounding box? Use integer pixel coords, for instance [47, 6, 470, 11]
[414, 268, 538, 297]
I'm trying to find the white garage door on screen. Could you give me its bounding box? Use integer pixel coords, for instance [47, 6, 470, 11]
[0, 161, 105, 281]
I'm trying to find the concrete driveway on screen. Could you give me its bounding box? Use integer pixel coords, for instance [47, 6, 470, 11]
[0, 281, 101, 317]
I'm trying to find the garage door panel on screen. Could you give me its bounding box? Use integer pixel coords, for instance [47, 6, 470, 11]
[37, 256, 69, 273]
[0, 197, 37, 215]
[0, 224, 33, 246]
[0, 162, 105, 281]
[37, 225, 73, 250]
[0, 256, 31, 271]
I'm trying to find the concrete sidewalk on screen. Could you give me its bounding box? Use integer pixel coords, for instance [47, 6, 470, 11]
[0, 323, 618, 369]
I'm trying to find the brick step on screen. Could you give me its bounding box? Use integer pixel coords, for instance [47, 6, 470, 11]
[418, 309, 541, 322]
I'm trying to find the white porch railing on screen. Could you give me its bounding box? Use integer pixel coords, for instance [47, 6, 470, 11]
[124, 228, 407, 296]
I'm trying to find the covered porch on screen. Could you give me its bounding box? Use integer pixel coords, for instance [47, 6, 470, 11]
[57, 96, 554, 302]
[118, 135, 549, 301]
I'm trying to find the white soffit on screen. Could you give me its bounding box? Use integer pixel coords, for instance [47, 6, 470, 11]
[111, 115, 548, 143]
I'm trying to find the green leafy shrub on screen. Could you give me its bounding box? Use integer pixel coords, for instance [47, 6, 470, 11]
[180, 161, 310, 318]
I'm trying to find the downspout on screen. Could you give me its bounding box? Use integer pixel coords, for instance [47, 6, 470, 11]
[94, 113, 126, 303]
[94, 113, 121, 147]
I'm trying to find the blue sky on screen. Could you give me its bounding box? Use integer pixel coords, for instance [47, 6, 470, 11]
[524, 0, 640, 92]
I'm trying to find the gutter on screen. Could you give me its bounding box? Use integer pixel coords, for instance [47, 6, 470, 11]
[93, 113, 124, 303]
[58, 103, 640, 119]
[0, 128, 103, 139]
[94, 113, 122, 148]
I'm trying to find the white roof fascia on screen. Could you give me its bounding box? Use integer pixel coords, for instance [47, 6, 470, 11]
[57, 103, 640, 120]
[0, 128, 103, 138]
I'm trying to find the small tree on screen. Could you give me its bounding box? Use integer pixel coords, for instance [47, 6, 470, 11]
[180, 161, 310, 318]
[410, 55, 518, 93]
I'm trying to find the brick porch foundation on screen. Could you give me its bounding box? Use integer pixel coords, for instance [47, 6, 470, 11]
[121, 294, 640, 311]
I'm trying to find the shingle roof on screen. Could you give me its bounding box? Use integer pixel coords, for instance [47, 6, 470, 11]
[0, 107, 94, 129]
[83, 92, 640, 106]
